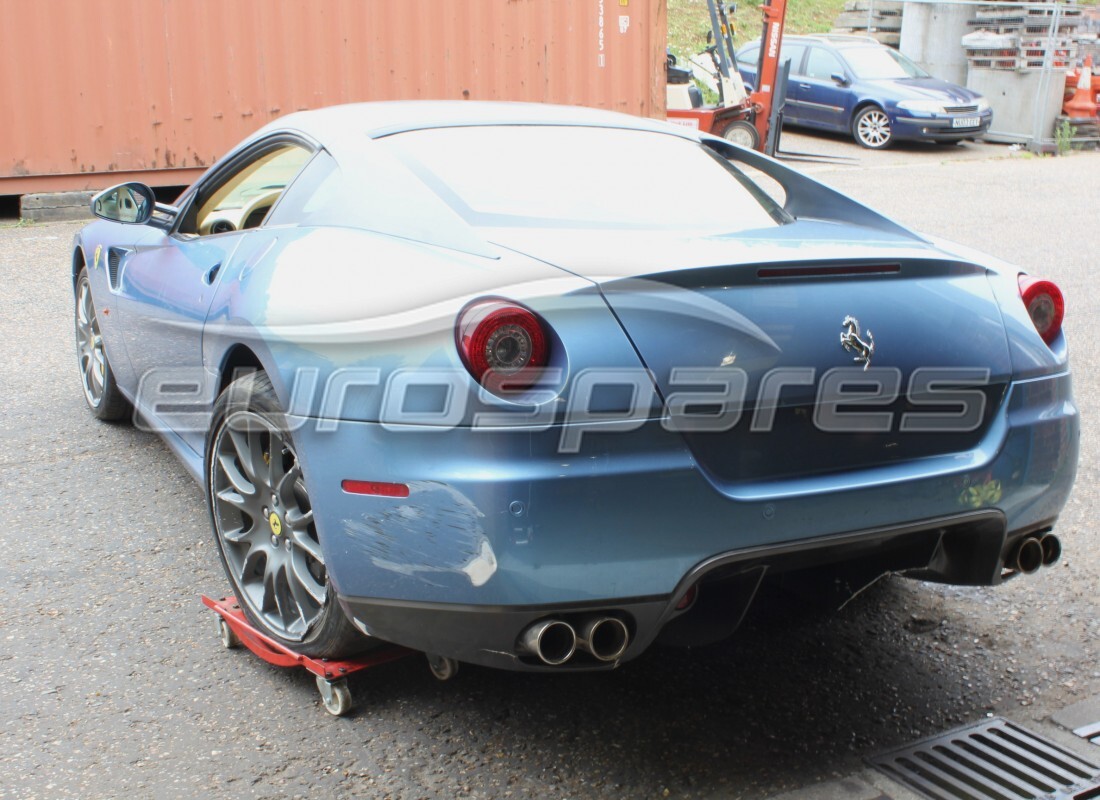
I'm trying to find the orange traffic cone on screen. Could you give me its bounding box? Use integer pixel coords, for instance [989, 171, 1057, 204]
[1064, 56, 1098, 119]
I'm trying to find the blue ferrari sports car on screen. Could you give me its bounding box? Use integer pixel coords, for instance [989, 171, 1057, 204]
[74, 101, 1076, 672]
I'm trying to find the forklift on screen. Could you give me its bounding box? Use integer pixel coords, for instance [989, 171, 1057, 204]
[666, 0, 759, 149]
[668, 0, 802, 159]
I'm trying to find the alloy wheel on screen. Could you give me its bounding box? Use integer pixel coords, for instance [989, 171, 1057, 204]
[856, 109, 892, 148]
[210, 411, 327, 640]
[76, 278, 107, 408]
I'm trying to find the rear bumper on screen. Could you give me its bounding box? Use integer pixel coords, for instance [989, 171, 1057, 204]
[289, 370, 1077, 669]
[340, 509, 1023, 671]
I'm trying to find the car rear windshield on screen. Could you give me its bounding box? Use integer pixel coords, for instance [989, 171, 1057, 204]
[380, 126, 785, 232]
[842, 46, 929, 80]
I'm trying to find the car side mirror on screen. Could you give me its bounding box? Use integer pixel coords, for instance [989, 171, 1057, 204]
[91, 182, 178, 229]
[91, 182, 156, 224]
[831, 72, 850, 87]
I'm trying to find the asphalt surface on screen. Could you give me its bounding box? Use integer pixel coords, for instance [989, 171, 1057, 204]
[1, 138, 1097, 800]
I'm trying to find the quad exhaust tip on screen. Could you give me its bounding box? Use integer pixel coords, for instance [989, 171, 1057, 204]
[1012, 533, 1061, 575]
[519, 615, 631, 665]
[1015, 537, 1043, 574]
[577, 616, 630, 662]
[1040, 533, 1061, 566]
[519, 619, 577, 666]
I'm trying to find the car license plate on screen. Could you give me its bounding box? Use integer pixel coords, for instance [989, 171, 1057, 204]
[953, 117, 980, 128]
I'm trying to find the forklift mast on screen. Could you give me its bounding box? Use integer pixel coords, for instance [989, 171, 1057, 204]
[703, 0, 749, 111]
[706, 0, 735, 85]
[748, 0, 789, 151]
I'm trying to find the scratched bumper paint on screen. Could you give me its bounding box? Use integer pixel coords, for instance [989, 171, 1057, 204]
[287, 370, 1078, 607]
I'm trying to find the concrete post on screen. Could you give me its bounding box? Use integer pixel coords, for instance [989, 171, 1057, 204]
[900, 1, 973, 83]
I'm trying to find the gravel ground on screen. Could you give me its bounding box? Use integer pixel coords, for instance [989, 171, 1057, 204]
[0, 141, 1096, 799]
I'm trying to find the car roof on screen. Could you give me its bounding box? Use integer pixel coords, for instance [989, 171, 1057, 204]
[260, 100, 692, 143]
[240, 101, 701, 260]
[800, 34, 883, 49]
[740, 34, 882, 52]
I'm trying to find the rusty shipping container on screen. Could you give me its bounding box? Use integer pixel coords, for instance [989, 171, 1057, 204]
[0, 0, 666, 195]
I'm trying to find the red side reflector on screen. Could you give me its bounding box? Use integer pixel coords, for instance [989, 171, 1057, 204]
[676, 585, 698, 611]
[341, 480, 410, 498]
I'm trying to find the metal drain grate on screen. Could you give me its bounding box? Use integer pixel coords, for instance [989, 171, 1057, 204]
[870, 718, 1100, 800]
[1074, 722, 1100, 746]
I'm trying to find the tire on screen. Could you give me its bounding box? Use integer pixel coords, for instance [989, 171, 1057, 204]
[717, 119, 760, 150]
[74, 267, 130, 421]
[206, 371, 367, 658]
[852, 106, 893, 149]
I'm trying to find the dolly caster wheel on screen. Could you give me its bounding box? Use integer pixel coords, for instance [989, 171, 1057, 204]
[426, 654, 460, 681]
[316, 676, 353, 716]
[217, 616, 240, 649]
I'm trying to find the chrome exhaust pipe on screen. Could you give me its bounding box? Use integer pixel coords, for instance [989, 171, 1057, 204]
[577, 616, 630, 662]
[1014, 537, 1043, 575]
[1040, 533, 1062, 567]
[519, 620, 576, 666]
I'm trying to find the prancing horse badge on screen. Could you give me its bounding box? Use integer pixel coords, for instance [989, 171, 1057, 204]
[840, 315, 875, 370]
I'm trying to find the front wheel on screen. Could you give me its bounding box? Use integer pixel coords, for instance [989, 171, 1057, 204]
[206, 372, 367, 658]
[717, 119, 760, 150]
[852, 106, 893, 149]
[74, 268, 130, 421]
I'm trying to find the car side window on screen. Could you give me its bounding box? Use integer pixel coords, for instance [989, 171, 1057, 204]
[737, 44, 759, 69]
[805, 47, 845, 81]
[176, 141, 313, 237]
[738, 43, 805, 76]
[782, 44, 807, 76]
[264, 150, 340, 228]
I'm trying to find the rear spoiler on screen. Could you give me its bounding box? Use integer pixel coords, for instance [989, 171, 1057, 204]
[701, 136, 930, 245]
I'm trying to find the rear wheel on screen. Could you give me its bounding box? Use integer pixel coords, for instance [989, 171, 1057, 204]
[206, 372, 367, 657]
[717, 119, 760, 150]
[74, 268, 130, 421]
[852, 106, 893, 149]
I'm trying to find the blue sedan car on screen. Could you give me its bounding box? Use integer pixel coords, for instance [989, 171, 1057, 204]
[75, 102, 1073, 674]
[737, 35, 993, 148]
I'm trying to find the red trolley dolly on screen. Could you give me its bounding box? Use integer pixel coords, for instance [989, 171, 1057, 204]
[201, 595, 460, 716]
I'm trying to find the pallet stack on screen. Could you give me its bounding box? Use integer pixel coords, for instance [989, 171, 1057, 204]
[962, 2, 1085, 71]
[962, 30, 1078, 70]
[831, 0, 904, 48]
[1074, 5, 1100, 66]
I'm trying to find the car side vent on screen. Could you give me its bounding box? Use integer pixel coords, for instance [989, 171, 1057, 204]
[107, 247, 125, 290]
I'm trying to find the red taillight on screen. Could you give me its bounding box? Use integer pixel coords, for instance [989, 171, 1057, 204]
[456, 300, 550, 392]
[1018, 275, 1065, 345]
[341, 480, 410, 498]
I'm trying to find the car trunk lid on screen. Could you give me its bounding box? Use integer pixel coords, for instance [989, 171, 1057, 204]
[489, 222, 1012, 489]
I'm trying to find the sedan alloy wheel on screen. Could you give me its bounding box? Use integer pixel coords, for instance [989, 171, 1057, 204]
[853, 107, 893, 149]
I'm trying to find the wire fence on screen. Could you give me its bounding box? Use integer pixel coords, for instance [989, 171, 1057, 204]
[837, 0, 1096, 148]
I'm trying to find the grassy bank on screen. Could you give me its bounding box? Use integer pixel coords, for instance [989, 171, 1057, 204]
[668, 0, 849, 61]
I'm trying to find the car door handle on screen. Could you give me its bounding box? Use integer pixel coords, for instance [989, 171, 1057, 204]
[798, 83, 811, 89]
[205, 263, 222, 284]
